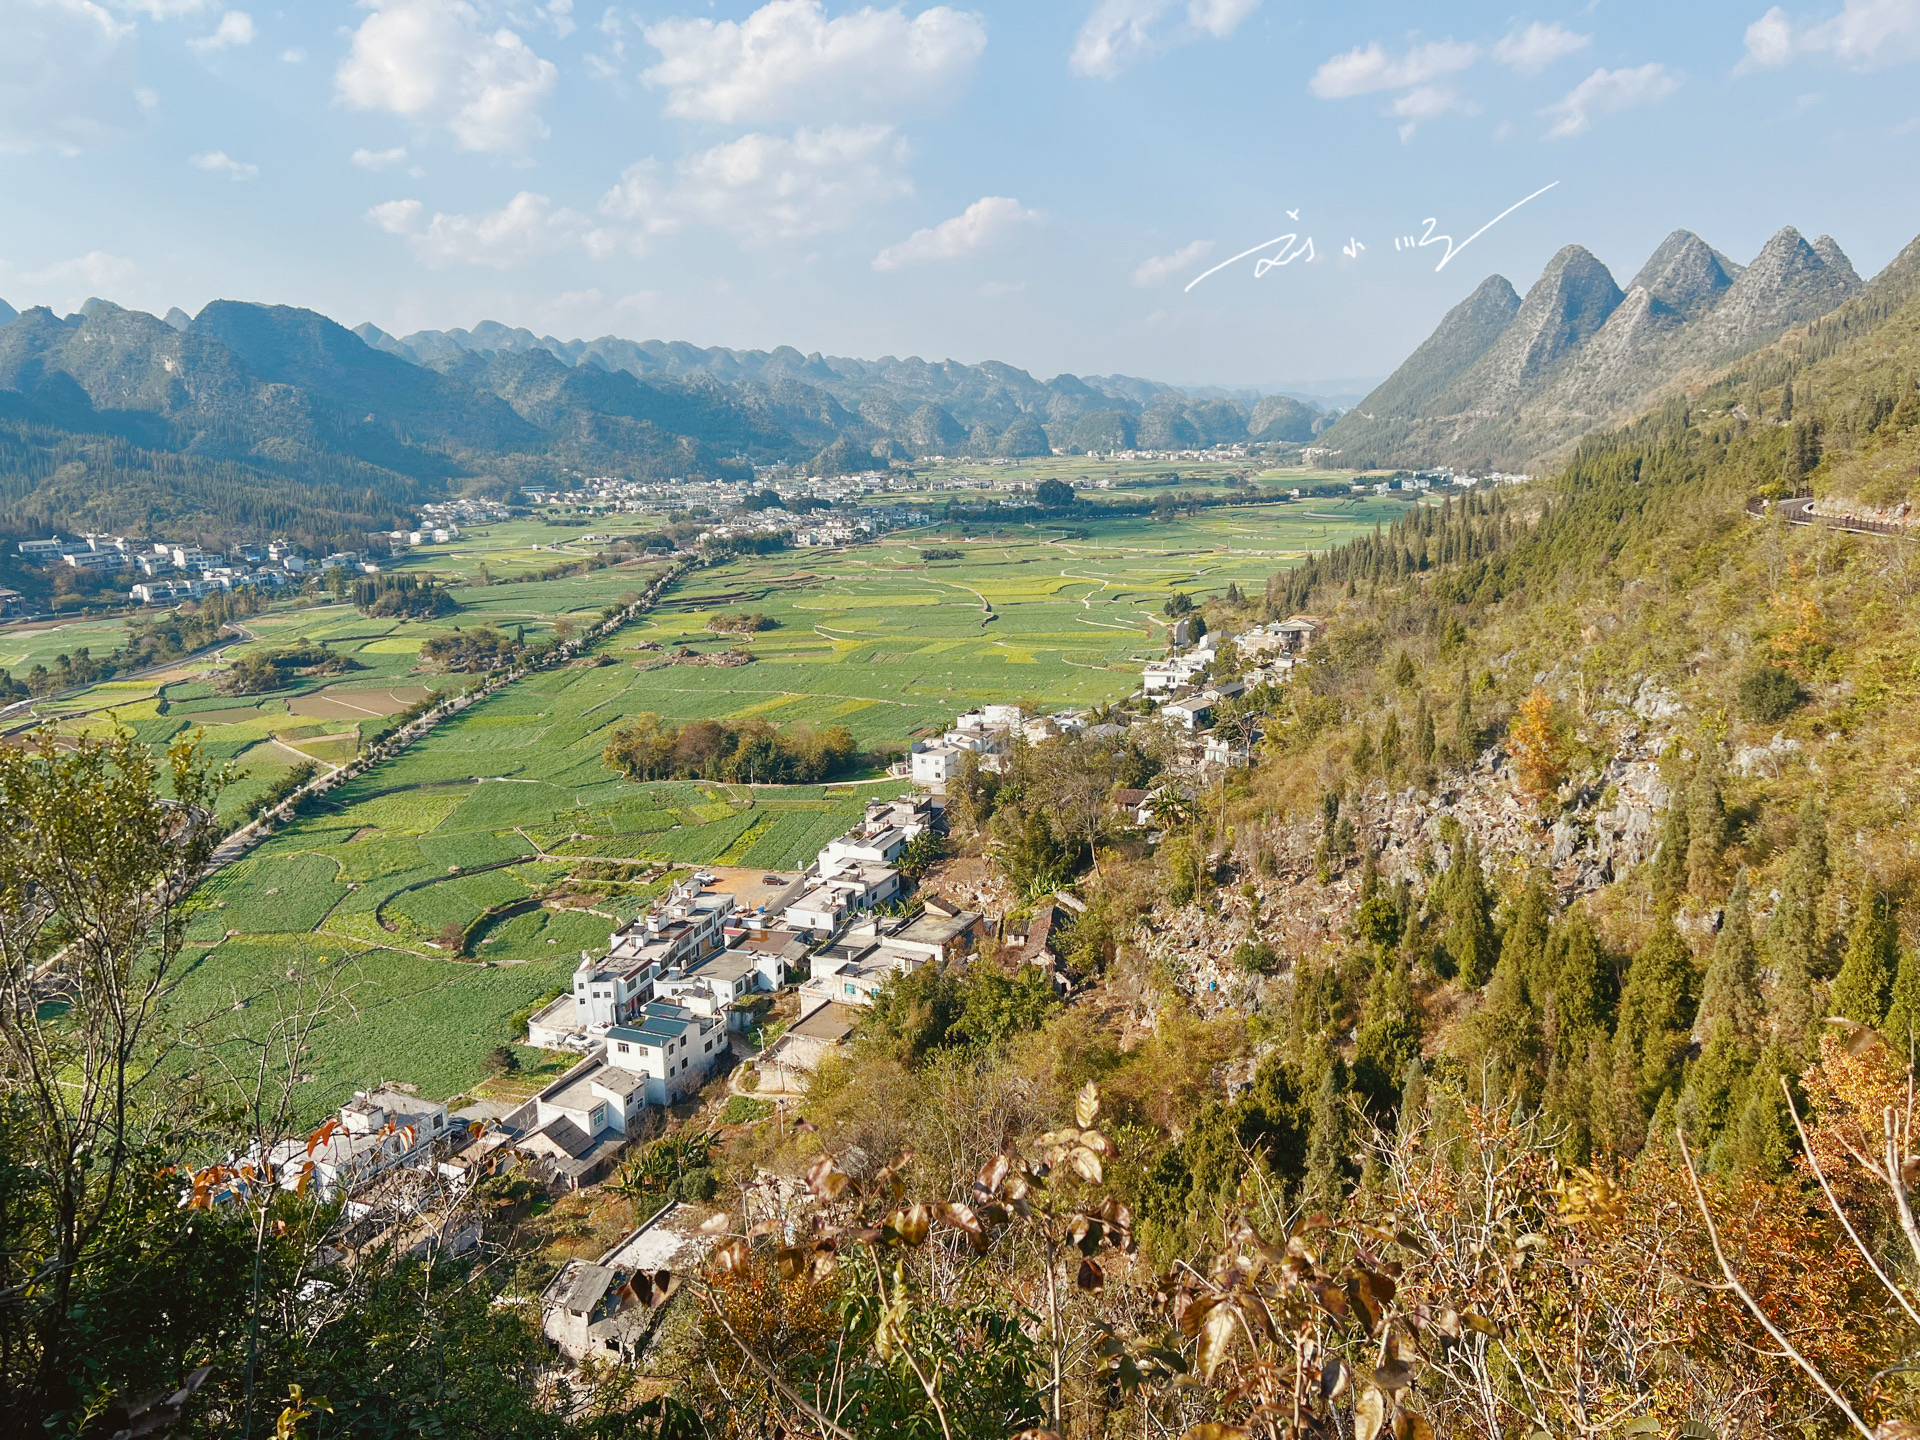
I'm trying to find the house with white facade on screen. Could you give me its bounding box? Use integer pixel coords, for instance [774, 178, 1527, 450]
[531, 880, 736, 1049]
[910, 743, 963, 787]
[267, 1084, 452, 1201]
[604, 1000, 727, 1105]
[654, 949, 761, 1031]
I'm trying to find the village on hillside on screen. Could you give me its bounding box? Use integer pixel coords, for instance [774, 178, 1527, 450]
[194, 606, 1323, 1369]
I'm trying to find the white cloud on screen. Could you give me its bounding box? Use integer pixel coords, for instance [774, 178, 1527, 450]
[1132, 238, 1213, 286]
[1541, 63, 1681, 138]
[365, 190, 608, 267]
[669, 125, 915, 244]
[0, 0, 141, 154]
[978, 279, 1025, 297]
[336, 0, 557, 153]
[375, 123, 915, 267]
[871, 194, 1034, 271]
[641, 0, 986, 125]
[1388, 83, 1475, 140]
[351, 145, 408, 168]
[1308, 38, 1479, 98]
[186, 8, 252, 52]
[102, 0, 209, 14]
[1070, 0, 1259, 78]
[281, 45, 303, 61]
[1741, 0, 1920, 70]
[12, 250, 136, 307]
[1492, 21, 1590, 75]
[190, 148, 258, 178]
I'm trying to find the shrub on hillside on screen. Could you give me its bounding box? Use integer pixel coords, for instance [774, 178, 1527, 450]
[1738, 663, 1805, 721]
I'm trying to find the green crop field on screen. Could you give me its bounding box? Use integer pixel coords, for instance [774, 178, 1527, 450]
[153, 500, 1403, 1117]
[4, 559, 671, 822]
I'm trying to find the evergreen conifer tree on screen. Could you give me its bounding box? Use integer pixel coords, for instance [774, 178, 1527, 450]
[1415, 693, 1436, 776]
[1353, 957, 1421, 1116]
[1611, 919, 1699, 1149]
[1831, 882, 1898, 1026]
[1302, 1060, 1352, 1210]
[1452, 663, 1475, 766]
[1882, 945, 1920, 1063]
[1650, 798, 1690, 914]
[1397, 1055, 1428, 1142]
[1502, 873, 1553, 999]
[1676, 1017, 1754, 1159]
[1686, 747, 1727, 895]
[1380, 710, 1402, 785]
[1715, 1043, 1796, 1177]
[1767, 798, 1829, 970]
[1697, 871, 1764, 1044]
[1443, 840, 1496, 986]
[1547, 910, 1612, 1052]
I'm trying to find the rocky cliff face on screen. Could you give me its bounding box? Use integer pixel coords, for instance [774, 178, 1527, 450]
[1318, 224, 1870, 472]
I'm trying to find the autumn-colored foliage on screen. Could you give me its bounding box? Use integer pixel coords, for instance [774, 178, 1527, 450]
[1507, 686, 1568, 807]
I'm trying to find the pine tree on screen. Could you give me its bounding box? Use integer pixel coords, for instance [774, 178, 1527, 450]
[1547, 910, 1612, 1052]
[1501, 872, 1553, 999]
[1766, 799, 1827, 1054]
[1396, 1055, 1428, 1142]
[1415, 693, 1436, 775]
[1716, 1042, 1796, 1177]
[1452, 663, 1475, 767]
[1767, 798, 1829, 972]
[1443, 840, 1496, 986]
[1697, 871, 1764, 1044]
[1352, 726, 1375, 778]
[1354, 956, 1421, 1116]
[1685, 747, 1727, 895]
[1831, 882, 1898, 1026]
[1770, 935, 1817, 1060]
[1650, 797, 1689, 914]
[1883, 946, 1920, 1062]
[1676, 1017, 1754, 1160]
[1611, 919, 1699, 1148]
[1393, 650, 1416, 688]
[1380, 710, 1402, 786]
[1302, 1059, 1352, 1210]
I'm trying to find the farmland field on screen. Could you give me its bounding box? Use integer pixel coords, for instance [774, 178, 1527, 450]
[0, 558, 671, 821]
[146, 499, 1404, 1115]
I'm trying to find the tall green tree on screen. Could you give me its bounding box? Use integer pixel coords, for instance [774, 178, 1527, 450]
[1685, 746, 1727, 896]
[1441, 839, 1496, 986]
[1830, 882, 1898, 1026]
[0, 729, 224, 1416]
[1697, 871, 1764, 1044]
[1609, 920, 1699, 1157]
[1452, 662, 1475, 766]
[1882, 945, 1920, 1062]
[1650, 798, 1690, 914]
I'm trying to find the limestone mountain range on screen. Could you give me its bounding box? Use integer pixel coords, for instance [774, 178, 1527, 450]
[1319, 225, 1875, 472]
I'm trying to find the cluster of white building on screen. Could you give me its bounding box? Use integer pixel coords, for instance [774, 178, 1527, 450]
[460, 792, 979, 1184]
[14, 533, 382, 606]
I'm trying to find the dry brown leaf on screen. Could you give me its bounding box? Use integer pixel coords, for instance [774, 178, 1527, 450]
[1077, 1080, 1101, 1128]
[1354, 1386, 1387, 1440]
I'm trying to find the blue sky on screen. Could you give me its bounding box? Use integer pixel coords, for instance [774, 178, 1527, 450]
[4, 0, 1920, 391]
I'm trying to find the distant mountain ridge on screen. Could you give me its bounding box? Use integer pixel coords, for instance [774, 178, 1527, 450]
[0, 294, 1332, 552]
[353, 319, 1333, 447]
[1320, 225, 1872, 471]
